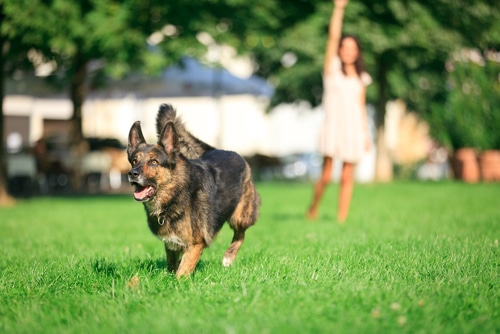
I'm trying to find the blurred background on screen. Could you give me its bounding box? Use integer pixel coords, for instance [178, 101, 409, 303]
[1, 0, 499, 200]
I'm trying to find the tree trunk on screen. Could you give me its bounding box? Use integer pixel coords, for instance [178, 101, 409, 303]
[374, 53, 393, 182]
[0, 7, 16, 206]
[69, 55, 89, 192]
[375, 55, 388, 130]
[0, 56, 14, 206]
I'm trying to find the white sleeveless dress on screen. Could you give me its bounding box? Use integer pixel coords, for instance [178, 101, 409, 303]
[318, 57, 371, 163]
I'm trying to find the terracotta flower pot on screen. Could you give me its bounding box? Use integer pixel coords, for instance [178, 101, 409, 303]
[452, 148, 480, 183]
[479, 150, 500, 182]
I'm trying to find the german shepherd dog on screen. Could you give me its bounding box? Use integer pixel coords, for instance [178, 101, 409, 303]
[127, 104, 260, 277]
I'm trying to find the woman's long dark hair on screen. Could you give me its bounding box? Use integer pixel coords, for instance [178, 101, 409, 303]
[339, 34, 365, 77]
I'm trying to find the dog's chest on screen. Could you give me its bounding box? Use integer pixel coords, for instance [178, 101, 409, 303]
[146, 214, 189, 251]
[160, 234, 187, 251]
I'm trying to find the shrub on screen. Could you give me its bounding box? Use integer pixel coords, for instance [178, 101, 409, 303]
[428, 49, 500, 151]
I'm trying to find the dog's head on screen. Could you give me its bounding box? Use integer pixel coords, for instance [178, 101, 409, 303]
[127, 121, 179, 202]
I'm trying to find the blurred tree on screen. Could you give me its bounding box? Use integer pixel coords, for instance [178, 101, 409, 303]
[1, 0, 218, 190]
[414, 0, 500, 147]
[0, 2, 36, 204]
[2, 0, 175, 189]
[0, 3, 13, 205]
[429, 51, 500, 151]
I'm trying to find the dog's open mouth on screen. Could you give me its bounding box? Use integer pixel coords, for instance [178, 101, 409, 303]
[132, 184, 156, 201]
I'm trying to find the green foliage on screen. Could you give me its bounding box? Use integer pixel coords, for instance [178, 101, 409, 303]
[2, 0, 168, 81]
[0, 182, 499, 333]
[428, 53, 500, 150]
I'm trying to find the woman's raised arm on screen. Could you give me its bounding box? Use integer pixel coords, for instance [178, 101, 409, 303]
[324, 0, 349, 74]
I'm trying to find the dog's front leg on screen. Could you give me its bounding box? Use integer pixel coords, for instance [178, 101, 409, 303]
[176, 244, 204, 278]
[165, 244, 181, 273]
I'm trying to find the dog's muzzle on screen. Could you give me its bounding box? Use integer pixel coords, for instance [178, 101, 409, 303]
[128, 168, 156, 202]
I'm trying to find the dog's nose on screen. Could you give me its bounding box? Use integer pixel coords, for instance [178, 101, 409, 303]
[128, 169, 139, 178]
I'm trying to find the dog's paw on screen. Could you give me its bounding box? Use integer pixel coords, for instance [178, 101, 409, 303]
[222, 256, 233, 267]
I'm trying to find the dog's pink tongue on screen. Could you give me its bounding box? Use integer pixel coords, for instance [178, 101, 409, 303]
[134, 185, 153, 200]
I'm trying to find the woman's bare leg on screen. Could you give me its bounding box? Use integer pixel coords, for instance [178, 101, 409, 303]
[307, 157, 333, 220]
[338, 162, 355, 223]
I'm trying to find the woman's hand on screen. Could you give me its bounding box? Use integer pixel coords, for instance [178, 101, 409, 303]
[365, 136, 372, 153]
[334, 0, 349, 9]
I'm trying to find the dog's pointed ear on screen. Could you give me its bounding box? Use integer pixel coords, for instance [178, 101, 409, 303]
[128, 121, 146, 156]
[159, 121, 178, 157]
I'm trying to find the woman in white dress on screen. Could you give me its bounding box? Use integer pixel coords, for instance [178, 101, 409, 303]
[307, 0, 371, 223]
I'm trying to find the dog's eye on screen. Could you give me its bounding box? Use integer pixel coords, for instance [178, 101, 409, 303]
[150, 159, 159, 166]
[132, 159, 137, 165]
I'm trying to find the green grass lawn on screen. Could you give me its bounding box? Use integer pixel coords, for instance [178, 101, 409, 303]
[0, 182, 499, 333]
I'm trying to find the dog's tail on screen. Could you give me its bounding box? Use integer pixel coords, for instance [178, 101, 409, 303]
[156, 104, 215, 159]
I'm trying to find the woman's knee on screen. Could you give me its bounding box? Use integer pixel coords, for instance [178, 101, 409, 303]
[320, 157, 333, 183]
[340, 163, 355, 184]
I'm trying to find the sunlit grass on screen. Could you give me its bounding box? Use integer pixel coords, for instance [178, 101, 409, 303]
[0, 182, 499, 333]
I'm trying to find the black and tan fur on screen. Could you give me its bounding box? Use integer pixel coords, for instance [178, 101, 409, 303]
[127, 104, 260, 277]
